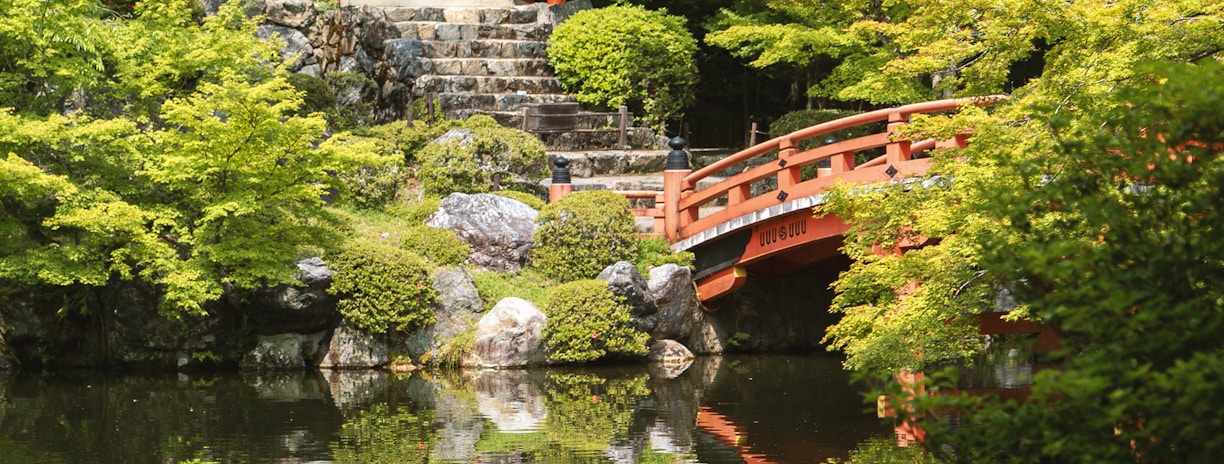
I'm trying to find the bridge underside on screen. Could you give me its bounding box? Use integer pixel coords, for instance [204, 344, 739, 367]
[689, 209, 850, 303]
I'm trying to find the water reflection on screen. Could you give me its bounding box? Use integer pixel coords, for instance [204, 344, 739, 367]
[0, 355, 890, 464]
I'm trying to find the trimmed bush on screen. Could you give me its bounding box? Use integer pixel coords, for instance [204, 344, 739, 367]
[327, 238, 438, 333]
[531, 191, 636, 282]
[471, 269, 556, 312]
[633, 236, 694, 275]
[548, 5, 698, 131]
[416, 115, 547, 195]
[493, 190, 545, 210]
[541, 280, 650, 363]
[399, 225, 471, 266]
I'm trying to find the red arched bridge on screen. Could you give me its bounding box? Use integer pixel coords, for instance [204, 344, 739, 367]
[549, 96, 1005, 303]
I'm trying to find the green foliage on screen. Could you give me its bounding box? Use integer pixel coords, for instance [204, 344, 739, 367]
[0, 1, 381, 320]
[908, 61, 1224, 463]
[531, 191, 637, 282]
[433, 321, 476, 367]
[540, 280, 650, 363]
[548, 5, 698, 130]
[470, 269, 555, 312]
[416, 115, 547, 195]
[285, 72, 336, 118]
[325, 71, 376, 131]
[769, 109, 884, 150]
[354, 118, 461, 165]
[327, 238, 438, 334]
[825, 435, 935, 464]
[632, 236, 694, 275]
[706, 1, 927, 105]
[492, 190, 545, 210]
[335, 162, 412, 210]
[398, 225, 470, 266]
[393, 195, 443, 224]
[818, 8, 1224, 458]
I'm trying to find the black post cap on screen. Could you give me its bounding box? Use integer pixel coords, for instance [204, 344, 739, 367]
[551, 156, 571, 184]
[666, 137, 689, 170]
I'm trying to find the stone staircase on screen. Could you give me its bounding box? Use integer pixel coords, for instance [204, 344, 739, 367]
[372, 2, 577, 123]
[347, 0, 679, 207]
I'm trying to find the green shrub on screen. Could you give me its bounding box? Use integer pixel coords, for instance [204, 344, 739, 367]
[416, 115, 547, 195]
[548, 5, 698, 131]
[531, 190, 637, 282]
[355, 118, 462, 165]
[327, 238, 438, 333]
[399, 225, 470, 266]
[286, 72, 336, 117]
[326, 71, 376, 130]
[388, 195, 442, 225]
[493, 190, 545, 210]
[541, 280, 650, 363]
[338, 163, 411, 210]
[470, 269, 556, 312]
[633, 236, 694, 275]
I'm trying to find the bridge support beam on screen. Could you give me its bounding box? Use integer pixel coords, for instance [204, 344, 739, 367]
[695, 265, 747, 306]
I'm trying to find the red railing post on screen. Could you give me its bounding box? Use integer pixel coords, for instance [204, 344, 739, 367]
[777, 137, 800, 190]
[663, 137, 691, 242]
[886, 111, 913, 166]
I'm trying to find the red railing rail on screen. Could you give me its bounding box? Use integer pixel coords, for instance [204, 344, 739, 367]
[669, 96, 1006, 242]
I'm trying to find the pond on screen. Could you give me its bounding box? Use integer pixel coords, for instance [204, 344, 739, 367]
[0, 355, 895, 464]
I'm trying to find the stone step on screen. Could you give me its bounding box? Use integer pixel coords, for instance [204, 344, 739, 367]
[415, 75, 561, 94]
[435, 92, 575, 114]
[381, 6, 539, 24]
[421, 39, 548, 59]
[421, 57, 553, 77]
[352, 0, 518, 7]
[547, 151, 668, 178]
[534, 128, 665, 151]
[394, 21, 551, 41]
[451, 109, 522, 126]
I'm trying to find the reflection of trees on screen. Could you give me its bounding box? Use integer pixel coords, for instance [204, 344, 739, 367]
[838, 436, 933, 464]
[543, 372, 651, 452]
[330, 403, 437, 463]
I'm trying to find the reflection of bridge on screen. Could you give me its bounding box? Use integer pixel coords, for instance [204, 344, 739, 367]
[549, 96, 1004, 303]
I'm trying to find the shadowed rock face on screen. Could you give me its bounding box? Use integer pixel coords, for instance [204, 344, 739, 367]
[467, 297, 546, 367]
[426, 193, 539, 272]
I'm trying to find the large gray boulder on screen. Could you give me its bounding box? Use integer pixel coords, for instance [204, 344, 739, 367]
[317, 319, 388, 369]
[597, 261, 658, 332]
[427, 193, 539, 272]
[256, 25, 314, 71]
[246, 258, 338, 335]
[399, 266, 485, 362]
[647, 264, 699, 341]
[383, 38, 430, 83]
[241, 332, 327, 371]
[264, 0, 316, 28]
[466, 297, 546, 368]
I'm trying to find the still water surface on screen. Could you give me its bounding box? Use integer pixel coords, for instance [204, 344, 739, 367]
[0, 355, 893, 463]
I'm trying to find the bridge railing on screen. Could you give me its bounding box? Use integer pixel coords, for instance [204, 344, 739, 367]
[665, 96, 1006, 242]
